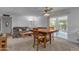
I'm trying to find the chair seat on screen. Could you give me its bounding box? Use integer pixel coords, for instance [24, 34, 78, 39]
[40, 38, 49, 43]
[37, 35, 49, 43]
[38, 35, 45, 39]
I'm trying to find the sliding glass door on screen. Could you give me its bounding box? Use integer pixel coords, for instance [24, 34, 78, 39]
[49, 16, 68, 39]
[57, 16, 68, 32]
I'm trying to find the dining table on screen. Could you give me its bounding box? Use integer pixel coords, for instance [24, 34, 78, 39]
[33, 28, 58, 48]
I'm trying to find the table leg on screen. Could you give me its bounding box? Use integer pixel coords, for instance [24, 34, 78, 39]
[33, 35, 36, 48]
[52, 33, 54, 40]
[37, 38, 40, 51]
[44, 34, 46, 48]
[49, 33, 51, 44]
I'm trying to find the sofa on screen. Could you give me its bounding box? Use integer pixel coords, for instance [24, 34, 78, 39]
[12, 27, 31, 38]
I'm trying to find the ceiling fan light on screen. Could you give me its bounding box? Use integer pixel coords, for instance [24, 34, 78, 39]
[44, 13, 50, 16]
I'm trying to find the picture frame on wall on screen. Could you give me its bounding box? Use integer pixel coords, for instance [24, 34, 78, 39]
[5, 22, 9, 27]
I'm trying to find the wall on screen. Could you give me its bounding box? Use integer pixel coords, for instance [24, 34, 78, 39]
[12, 16, 49, 28]
[68, 8, 79, 43]
[0, 17, 1, 33]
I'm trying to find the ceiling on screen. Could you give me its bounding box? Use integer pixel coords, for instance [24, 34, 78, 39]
[0, 7, 69, 16]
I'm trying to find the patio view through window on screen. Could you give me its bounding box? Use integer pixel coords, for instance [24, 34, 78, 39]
[49, 16, 68, 39]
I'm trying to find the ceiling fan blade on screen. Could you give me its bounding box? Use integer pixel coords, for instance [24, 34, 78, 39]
[41, 7, 54, 16]
[48, 8, 53, 11]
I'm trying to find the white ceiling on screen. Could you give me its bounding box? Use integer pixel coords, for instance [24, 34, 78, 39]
[0, 7, 69, 16]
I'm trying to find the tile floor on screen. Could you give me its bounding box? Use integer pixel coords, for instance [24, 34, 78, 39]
[7, 36, 79, 51]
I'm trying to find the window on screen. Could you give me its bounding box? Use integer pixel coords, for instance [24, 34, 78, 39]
[49, 18, 56, 28]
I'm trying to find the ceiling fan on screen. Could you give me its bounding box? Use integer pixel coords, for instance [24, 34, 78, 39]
[43, 7, 53, 16]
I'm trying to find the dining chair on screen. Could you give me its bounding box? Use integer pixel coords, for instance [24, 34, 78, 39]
[33, 28, 46, 50]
